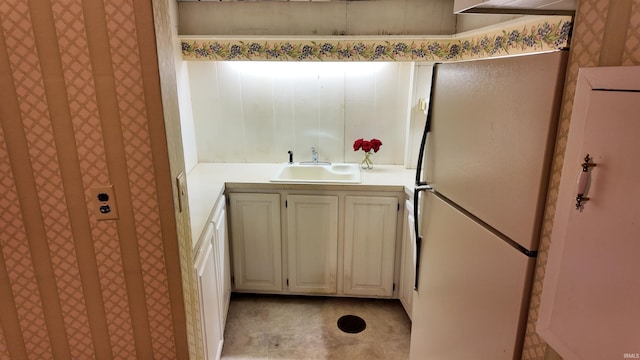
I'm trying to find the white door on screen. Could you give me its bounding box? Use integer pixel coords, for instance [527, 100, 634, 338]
[229, 193, 282, 292]
[538, 66, 640, 360]
[410, 192, 533, 360]
[286, 195, 338, 294]
[344, 196, 398, 297]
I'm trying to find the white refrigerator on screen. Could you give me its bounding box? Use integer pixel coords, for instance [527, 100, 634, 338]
[410, 51, 568, 359]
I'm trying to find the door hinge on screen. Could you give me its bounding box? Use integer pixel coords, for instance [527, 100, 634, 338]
[285, 200, 288, 208]
[231, 276, 235, 286]
[286, 278, 289, 287]
[397, 203, 400, 211]
[393, 282, 396, 291]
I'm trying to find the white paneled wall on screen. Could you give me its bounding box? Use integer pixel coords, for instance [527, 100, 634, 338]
[176, 60, 198, 172]
[406, 64, 434, 169]
[188, 61, 415, 165]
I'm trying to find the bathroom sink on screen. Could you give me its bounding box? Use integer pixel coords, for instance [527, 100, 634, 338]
[270, 163, 361, 184]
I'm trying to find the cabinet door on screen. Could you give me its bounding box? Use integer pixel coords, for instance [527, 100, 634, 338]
[287, 195, 338, 294]
[344, 196, 398, 297]
[399, 200, 415, 319]
[229, 193, 282, 292]
[212, 196, 230, 329]
[538, 68, 640, 360]
[194, 225, 223, 359]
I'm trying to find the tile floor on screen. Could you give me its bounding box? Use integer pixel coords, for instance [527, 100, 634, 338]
[221, 293, 412, 360]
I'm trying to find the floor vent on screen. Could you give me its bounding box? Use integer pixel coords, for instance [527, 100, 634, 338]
[337, 315, 366, 334]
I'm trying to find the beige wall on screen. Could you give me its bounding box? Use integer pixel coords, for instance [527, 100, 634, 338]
[522, 0, 640, 359]
[151, 0, 203, 357]
[0, 0, 189, 358]
[178, 0, 456, 36]
[456, 13, 521, 32]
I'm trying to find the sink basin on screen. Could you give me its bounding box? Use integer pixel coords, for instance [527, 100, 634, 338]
[270, 163, 361, 184]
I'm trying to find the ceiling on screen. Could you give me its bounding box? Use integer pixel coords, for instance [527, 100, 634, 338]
[177, 0, 576, 16]
[454, 0, 576, 14]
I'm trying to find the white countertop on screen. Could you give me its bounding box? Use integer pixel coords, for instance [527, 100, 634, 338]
[186, 162, 417, 247]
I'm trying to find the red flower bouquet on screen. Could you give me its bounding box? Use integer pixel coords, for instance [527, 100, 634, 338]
[353, 138, 382, 170]
[353, 138, 383, 153]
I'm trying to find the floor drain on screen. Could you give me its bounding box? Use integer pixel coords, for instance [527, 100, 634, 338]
[337, 315, 366, 334]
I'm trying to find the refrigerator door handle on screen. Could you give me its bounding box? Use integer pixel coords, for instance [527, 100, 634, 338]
[414, 234, 422, 291]
[412, 65, 437, 291]
[413, 186, 430, 290]
[413, 190, 420, 290]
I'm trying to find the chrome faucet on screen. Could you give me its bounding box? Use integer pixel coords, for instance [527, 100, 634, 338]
[300, 146, 331, 165]
[288, 150, 294, 164]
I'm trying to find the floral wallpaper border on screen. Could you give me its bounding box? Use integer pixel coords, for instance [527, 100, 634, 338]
[181, 16, 572, 62]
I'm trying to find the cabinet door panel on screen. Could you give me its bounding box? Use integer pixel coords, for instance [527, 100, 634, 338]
[194, 225, 223, 359]
[399, 199, 415, 319]
[344, 196, 398, 297]
[539, 84, 640, 359]
[212, 196, 230, 329]
[287, 195, 338, 294]
[229, 193, 282, 292]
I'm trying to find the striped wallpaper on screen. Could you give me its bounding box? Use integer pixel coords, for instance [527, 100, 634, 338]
[0, 0, 189, 358]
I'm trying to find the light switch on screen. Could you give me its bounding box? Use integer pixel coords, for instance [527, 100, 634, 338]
[418, 98, 428, 113]
[176, 172, 186, 213]
[89, 185, 119, 221]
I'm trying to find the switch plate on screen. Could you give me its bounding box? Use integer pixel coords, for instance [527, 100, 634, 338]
[176, 172, 186, 213]
[418, 98, 428, 113]
[89, 185, 119, 221]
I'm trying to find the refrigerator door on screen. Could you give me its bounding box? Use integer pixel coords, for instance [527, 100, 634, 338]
[410, 192, 534, 360]
[423, 51, 567, 251]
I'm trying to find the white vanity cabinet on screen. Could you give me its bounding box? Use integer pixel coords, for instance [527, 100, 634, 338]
[228, 193, 282, 292]
[194, 223, 223, 360]
[286, 194, 339, 294]
[343, 196, 398, 297]
[227, 189, 403, 298]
